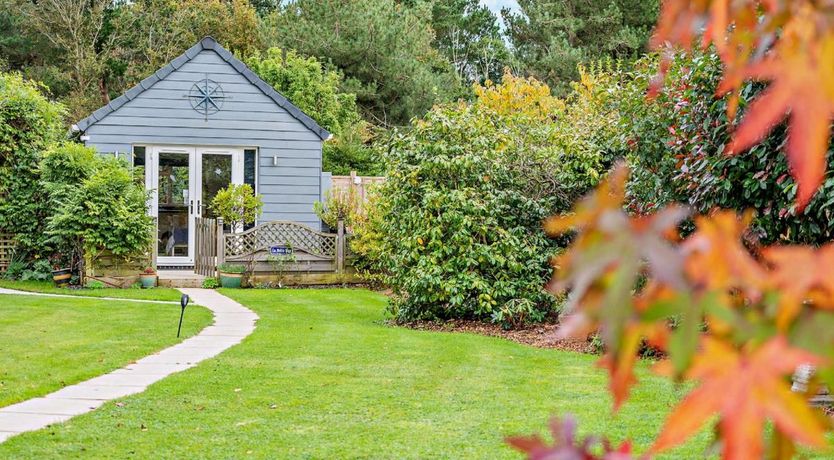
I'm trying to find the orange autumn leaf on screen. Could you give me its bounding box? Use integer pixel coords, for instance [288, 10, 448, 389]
[595, 323, 657, 411]
[544, 164, 628, 236]
[546, 166, 688, 410]
[682, 210, 766, 296]
[763, 244, 834, 328]
[728, 22, 834, 210]
[651, 336, 827, 459]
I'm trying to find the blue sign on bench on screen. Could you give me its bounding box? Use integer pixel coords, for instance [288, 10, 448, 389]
[270, 246, 293, 256]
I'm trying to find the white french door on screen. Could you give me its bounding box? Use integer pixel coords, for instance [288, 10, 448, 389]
[147, 146, 244, 265]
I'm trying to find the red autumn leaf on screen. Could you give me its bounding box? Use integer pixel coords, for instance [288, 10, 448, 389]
[507, 415, 634, 460]
[651, 336, 827, 459]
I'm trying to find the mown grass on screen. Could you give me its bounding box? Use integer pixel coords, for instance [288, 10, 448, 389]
[0, 289, 710, 459]
[0, 294, 212, 408]
[0, 280, 183, 301]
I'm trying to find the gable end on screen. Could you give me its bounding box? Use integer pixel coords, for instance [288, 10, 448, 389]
[74, 37, 331, 141]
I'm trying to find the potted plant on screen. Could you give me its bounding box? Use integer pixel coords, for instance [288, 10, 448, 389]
[50, 254, 72, 287]
[139, 267, 158, 288]
[217, 263, 246, 288]
[210, 184, 264, 232]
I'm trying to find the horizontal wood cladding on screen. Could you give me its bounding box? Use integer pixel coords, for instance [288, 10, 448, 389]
[107, 106, 303, 122]
[88, 135, 322, 152]
[88, 125, 321, 142]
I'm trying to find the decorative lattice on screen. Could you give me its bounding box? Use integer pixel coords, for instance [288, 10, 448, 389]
[0, 234, 14, 272]
[224, 221, 337, 258]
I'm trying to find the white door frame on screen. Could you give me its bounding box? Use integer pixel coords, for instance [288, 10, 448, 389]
[148, 145, 244, 266]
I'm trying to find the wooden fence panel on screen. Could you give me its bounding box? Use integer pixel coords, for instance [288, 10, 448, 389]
[331, 171, 385, 211]
[0, 234, 13, 272]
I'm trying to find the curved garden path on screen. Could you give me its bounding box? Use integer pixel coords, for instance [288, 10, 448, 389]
[0, 288, 258, 443]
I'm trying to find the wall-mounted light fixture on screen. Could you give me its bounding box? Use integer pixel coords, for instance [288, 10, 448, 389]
[273, 155, 279, 166]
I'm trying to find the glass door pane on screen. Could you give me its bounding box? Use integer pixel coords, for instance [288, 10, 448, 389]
[201, 154, 233, 218]
[157, 152, 191, 258]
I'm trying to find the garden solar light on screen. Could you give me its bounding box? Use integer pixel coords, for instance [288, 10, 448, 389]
[177, 294, 190, 338]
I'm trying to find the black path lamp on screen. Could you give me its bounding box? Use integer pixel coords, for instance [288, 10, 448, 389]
[177, 294, 190, 337]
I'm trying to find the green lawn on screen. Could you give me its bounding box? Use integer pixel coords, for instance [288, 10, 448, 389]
[0, 294, 212, 408]
[0, 289, 709, 459]
[0, 280, 184, 301]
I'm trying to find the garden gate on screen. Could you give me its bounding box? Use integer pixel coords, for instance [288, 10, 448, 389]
[194, 217, 220, 277]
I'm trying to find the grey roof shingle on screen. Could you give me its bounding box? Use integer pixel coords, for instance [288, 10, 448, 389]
[74, 36, 331, 141]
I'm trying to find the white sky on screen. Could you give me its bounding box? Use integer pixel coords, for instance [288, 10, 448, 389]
[480, 0, 520, 15]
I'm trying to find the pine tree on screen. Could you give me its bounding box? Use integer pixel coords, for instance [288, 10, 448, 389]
[264, 0, 462, 127]
[503, 0, 659, 95]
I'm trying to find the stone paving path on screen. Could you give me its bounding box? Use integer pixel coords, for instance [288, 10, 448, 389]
[0, 288, 258, 443]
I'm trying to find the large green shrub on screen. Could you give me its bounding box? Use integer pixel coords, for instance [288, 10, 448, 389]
[0, 72, 66, 256]
[47, 157, 154, 265]
[620, 51, 834, 245]
[373, 74, 607, 323]
[39, 142, 100, 269]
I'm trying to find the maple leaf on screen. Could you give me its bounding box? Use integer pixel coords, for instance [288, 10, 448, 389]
[653, 1, 834, 209]
[728, 21, 834, 210]
[507, 415, 633, 460]
[544, 164, 629, 236]
[652, 336, 827, 459]
[546, 165, 689, 409]
[681, 210, 766, 297]
[763, 243, 834, 329]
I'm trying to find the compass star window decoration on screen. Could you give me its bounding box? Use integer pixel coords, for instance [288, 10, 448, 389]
[186, 77, 227, 120]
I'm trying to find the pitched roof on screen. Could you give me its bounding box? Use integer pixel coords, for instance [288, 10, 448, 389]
[74, 36, 331, 141]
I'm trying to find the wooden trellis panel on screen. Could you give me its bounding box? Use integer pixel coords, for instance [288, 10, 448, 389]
[0, 234, 14, 273]
[224, 221, 338, 258]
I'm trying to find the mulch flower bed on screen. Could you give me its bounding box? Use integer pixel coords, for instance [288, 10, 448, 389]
[396, 319, 596, 354]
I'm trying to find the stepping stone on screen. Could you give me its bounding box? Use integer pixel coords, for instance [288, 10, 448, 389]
[78, 373, 166, 388]
[2, 398, 104, 416]
[47, 384, 147, 401]
[0, 413, 70, 432]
